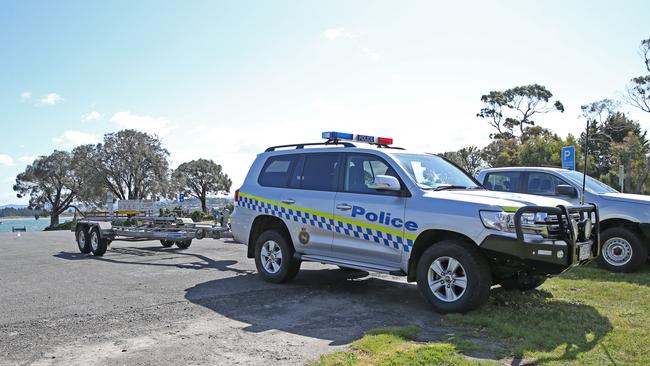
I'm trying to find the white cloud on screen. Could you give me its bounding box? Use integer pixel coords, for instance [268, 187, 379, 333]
[52, 131, 100, 148]
[18, 155, 39, 164]
[323, 27, 346, 40]
[362, 47, 381, 62]
[39, 93, 64, 106]
[20, 91, 31, 101]
[0, 154, 14, 166]
[110, 111, 171, 136]
[81, 111, 102, 122]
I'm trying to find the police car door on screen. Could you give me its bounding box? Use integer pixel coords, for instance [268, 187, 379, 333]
[332, 153, 407, 268]
[284, 152, 341, 256]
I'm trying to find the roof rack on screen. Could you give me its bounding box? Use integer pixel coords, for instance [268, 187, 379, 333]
[265, 140, 356, 152]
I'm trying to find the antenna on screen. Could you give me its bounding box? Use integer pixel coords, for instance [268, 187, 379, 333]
[581, 118, 589, 205]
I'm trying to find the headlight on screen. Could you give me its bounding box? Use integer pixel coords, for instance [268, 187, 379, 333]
[479, 211, 515, 232]
[480, 210, 549, 236]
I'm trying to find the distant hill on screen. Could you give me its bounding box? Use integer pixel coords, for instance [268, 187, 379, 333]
[0, 207, 45, 217]
[0, 204, 28, 209]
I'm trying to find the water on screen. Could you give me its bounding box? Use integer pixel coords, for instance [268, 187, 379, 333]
[0, 217, 71, 233]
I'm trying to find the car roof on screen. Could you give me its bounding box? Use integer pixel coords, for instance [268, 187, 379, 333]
[260, 141, 431, 157]
[479, 166, 571, 174]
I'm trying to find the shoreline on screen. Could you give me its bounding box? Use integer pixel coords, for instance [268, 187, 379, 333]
[0, 215, 75, 221]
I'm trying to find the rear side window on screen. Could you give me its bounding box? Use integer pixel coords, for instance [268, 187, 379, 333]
[484, 172, 521, 193]
[300, 153, 341, 191]
[258, 155, 297, 188]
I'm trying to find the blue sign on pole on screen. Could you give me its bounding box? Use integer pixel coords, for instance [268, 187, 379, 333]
[179, 192, 185, 203]
[562, 146, 575, 170]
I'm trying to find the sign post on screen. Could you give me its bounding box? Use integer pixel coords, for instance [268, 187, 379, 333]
[619, 165, 625, 192]
[179, 192, 185, 214]
[107, 191, 114, 215]
[561, 146, 576, 171]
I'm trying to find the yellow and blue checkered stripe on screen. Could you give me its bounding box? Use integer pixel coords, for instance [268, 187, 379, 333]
[238, 192, 416, 252]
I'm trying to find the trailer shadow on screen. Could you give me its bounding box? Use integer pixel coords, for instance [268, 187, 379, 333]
[184, 269, 612, 363]
[54, 246, 250, 274]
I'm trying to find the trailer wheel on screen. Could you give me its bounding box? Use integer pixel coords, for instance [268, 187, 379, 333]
[89, 227, 108, 256]
[175, 240, 192, 249]
[76, 226, 91, 254]
[160, 240, 174, 248]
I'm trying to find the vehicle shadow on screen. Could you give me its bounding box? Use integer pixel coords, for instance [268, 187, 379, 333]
[53, 246, 250, 274]
[561, 263, 650, 288]
[184, 268, 612, 361]
[446, 287, 613, 364]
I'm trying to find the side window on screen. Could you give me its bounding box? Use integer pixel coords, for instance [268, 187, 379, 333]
[344, 154, 400, 194]
[527, 172, 566, 196]
[485, 172, 521, 193]
[300, 153, 341, 191]
[258, 155, 297, 188]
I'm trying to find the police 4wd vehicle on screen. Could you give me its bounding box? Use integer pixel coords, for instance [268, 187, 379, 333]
[231, 132, 600, 313]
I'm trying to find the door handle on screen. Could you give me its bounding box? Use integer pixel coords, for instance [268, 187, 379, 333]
[336, 203, 352, 211]
[281, 199, 295, 205]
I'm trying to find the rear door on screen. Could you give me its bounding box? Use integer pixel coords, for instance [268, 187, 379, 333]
[331, 153, 407, 267]
[282, 152, 342, 256]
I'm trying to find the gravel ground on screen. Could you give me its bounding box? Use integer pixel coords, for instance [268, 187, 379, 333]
[0, 231, 447, 365]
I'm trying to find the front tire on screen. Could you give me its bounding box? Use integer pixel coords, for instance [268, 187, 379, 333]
[254, 230, 301, 283]
[416, 240, 491, 314]
[89, 227, 108, 256]
[76, 226, 91, 254]
[597, 227, 648, 273]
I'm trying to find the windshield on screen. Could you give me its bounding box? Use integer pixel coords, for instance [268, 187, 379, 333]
[558, 170, 618, 194]
[395, 153, 480, 190]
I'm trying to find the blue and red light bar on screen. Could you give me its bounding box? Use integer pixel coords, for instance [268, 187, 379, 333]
[322, 131, 393, 145]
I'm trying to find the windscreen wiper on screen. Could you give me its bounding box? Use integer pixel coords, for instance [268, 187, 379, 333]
[433, 185, 468, 191]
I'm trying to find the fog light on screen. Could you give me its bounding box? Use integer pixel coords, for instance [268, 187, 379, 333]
[557, 250, 564, 259]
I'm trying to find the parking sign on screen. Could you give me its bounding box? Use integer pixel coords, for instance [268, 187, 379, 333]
[562, 146, 575, 170]
[179, 192, 185, 203]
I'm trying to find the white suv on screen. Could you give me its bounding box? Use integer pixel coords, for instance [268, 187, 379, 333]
[231, 132, 600, 313]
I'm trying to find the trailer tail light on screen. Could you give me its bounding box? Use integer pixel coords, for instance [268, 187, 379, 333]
[234, 189, 240, 202]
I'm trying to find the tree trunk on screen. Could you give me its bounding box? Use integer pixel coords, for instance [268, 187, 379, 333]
[201, 197, 208, 213]
[50, 213, 60, 227]
[634, 156, 650, 194]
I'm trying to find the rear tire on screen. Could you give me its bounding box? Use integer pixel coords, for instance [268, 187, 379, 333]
[254, 230, 301, 283]
[175, 240, 192, 249]
[160, 240, 174, 248]
[500, 275, 546, 291]
[597, 227, 648, 273]
[416, 240, 491, 314]
[89, 227, 108, 256]
[76, 226, 91, 254]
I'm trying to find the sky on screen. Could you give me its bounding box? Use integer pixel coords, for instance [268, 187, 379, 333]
[1, 0, 649, 205]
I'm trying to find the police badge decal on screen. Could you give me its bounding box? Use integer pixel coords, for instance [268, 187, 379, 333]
[298, 228, 310, 244]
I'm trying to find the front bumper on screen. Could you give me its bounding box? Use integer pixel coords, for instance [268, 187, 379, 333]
[480, 204, 600, 275]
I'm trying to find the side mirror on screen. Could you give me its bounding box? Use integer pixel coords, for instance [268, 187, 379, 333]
[556, 184, 578, 197]
[372, 175, 401, 191]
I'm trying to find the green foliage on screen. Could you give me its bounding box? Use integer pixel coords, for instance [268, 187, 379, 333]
[478, 84, 564, 139]
[43, 219, 77, 231]
[76, 129, 170, 201]
[189, 210, 214, 222]
[172, 159, 232, 213]
[13, 151, 84, 226]
[441, 146, 485, 175]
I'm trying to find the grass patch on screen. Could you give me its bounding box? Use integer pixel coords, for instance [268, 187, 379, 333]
[314, 326, 495, 366]
[314, 264, 650, 365]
